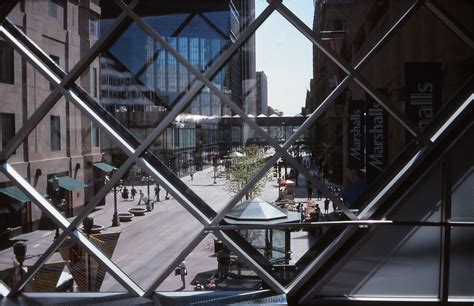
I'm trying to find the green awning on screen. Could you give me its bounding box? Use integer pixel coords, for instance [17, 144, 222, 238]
[48, 176, 88, 191]
[92, 162, 115, 173]
[0, 186, 31, 203]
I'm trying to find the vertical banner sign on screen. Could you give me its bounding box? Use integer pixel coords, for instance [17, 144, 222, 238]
[348, 99, 365, 169]
[405, 62, 442, 131]
[365, 91, 388, 183]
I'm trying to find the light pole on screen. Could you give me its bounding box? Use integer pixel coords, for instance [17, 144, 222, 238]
[213, 165, 217, 184]
[83, 217, 93, 291]
[111, 170, 121, 227]
[50, 175, 63, 240]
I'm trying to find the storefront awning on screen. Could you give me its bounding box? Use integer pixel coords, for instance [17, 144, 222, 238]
[48, 176, 88, 191]
[0, 186, 31, 203]
[92, 162, 115, 173]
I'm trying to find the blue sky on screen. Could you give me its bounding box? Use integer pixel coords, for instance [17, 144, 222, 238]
[255, 0, 314, 116]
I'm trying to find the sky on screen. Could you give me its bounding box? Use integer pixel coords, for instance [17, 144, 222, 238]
[255, 0, 314, 116]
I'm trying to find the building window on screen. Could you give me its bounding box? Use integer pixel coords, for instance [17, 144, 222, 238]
[0, 113, 15, 150]
[47, 0, 65, 22]
[89, 18, 99, 38]
[50, 55, 60, 90]
[50, 115, 61, 151]
[92, 67, 98, 97]
[91, 123, 99, 148]
[0, 41, 14, 84]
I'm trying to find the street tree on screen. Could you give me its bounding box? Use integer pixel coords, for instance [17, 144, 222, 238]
[226, 146, 272, 200]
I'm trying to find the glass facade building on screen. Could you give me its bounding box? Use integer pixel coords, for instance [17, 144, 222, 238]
[0, 0, 472, 305]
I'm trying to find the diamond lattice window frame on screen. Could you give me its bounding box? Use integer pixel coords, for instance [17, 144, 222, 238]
[0, 0, 472, 302]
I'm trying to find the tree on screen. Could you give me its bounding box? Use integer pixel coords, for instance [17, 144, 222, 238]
[226, 146, 272, 200]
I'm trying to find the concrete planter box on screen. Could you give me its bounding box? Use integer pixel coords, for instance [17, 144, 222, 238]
[128, 207, 147, 216]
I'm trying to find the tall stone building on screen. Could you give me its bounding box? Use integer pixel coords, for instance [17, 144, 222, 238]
[0, 0, 103, 234]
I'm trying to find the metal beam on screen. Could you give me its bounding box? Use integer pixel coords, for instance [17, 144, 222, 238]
[425, 0, 474, 50]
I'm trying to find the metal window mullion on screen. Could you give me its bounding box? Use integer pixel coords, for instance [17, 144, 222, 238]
[114, 0, 275, 158]
[206, 220, 392, 231]
[213, 230, 286, 295]
[439, 159, 452, 302]
[425, 0, 474, 50]
[134, 157, 211, 225]
[71, 231, 144, 296]
[143, 230, 207, 296]
[273, 1, 431, 146]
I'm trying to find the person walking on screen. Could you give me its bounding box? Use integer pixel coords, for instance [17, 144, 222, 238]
[154, 184, 160, 202]
[324, 198, 330, 214]
[130, 186, 137, 201]
[121, 186, 129, 201]
[137, 190, 144, 205]
[178, 261, 187, 289]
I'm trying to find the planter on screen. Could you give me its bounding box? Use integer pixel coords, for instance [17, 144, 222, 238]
[118, 212, 133, 222]
[81, 224, 104, 235]
[128, 207, 147, 216]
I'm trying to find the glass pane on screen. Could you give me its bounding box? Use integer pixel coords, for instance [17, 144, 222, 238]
[449, 227, 474, 298]
[450, 125, 474, 221]
[317, 225, 441, 297]
[385, 163, 442, 222]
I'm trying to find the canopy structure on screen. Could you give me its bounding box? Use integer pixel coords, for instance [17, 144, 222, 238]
[92, 162, 116, 173]
[225, 198, 300, 225]
[48, 176, 88, 191]
[227, 151, 243, 158]
[0, 186, 31, 203]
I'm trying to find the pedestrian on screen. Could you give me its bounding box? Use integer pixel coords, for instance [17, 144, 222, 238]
[154, 184, 160, 201]
[130, 186, 137, 201]
[324, 198, 330, 214]
[121, 186, 129, 201]
[306, 180, 313, 199]
[312, 204, 322, 222]
[190, 171, 193, 181]
[137, 190, 144, 205]
[165, 189, 169, 200]
[178, 260, 187, 289]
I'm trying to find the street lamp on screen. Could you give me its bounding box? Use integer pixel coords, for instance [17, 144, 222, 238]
[110, 170, 122, 227]
[13, 241, 26, 282]
[50, 175, 63, 240]
[82, 217, 93, 291]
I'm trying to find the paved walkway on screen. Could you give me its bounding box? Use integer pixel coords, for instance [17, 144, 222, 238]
[0, 160, 337, 293]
